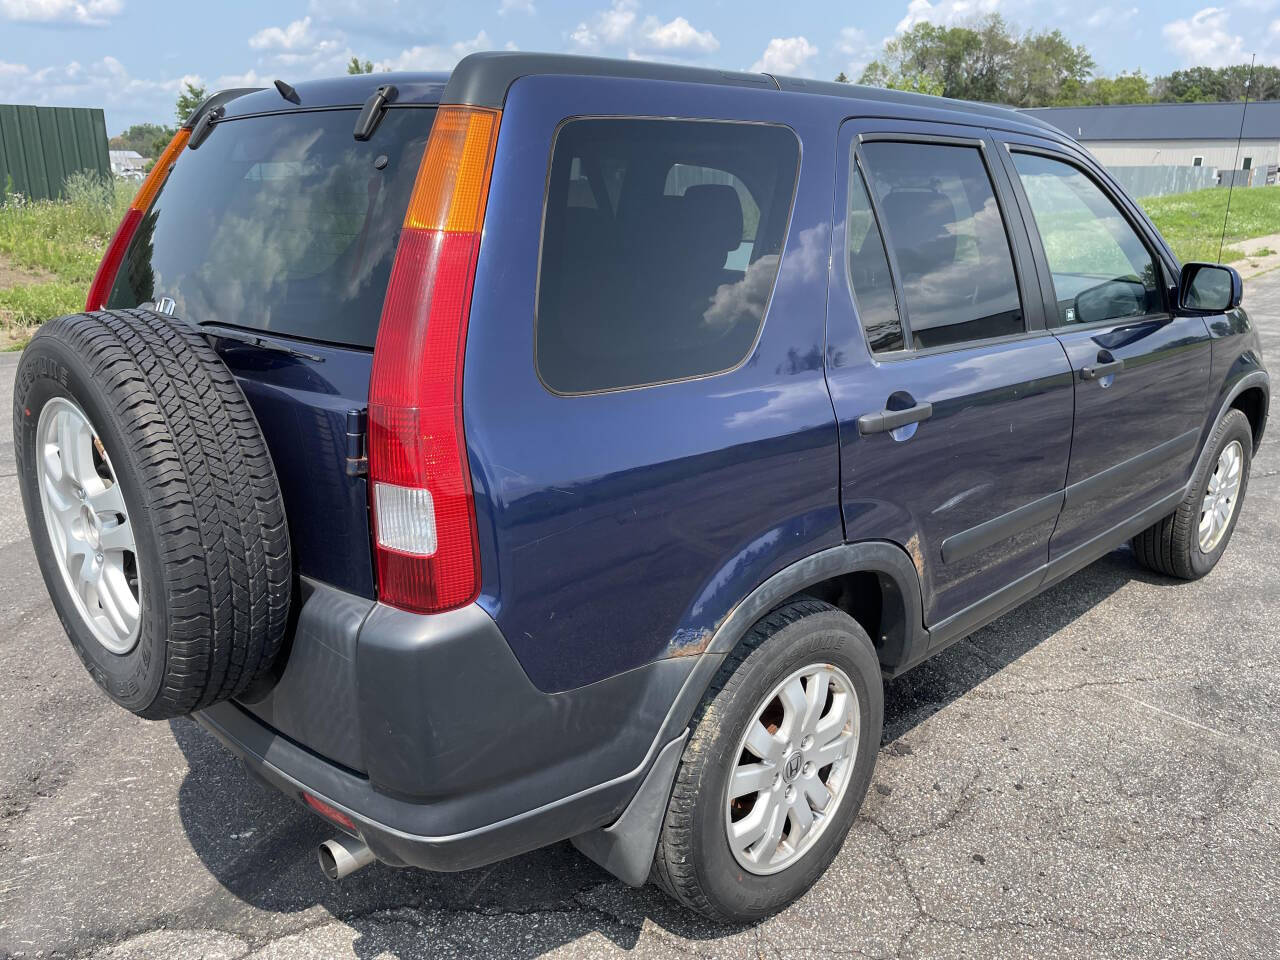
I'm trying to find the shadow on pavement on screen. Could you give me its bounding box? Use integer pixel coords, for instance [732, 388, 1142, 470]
[170, 545, 1178, 958]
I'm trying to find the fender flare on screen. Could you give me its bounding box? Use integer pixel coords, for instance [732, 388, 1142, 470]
[571, 540, 928, 885]
[1196, 369, 1270, 479]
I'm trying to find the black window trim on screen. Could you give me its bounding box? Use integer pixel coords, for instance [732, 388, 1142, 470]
[532, 114, 803, 398]
[996, 140, 1176, 333]
[847, 129, 1037, 362]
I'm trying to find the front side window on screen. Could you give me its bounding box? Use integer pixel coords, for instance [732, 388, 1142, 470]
[536, 119, 799, 395]
[859, 141, 1024, 350]
[1011, 152, 1161, 326]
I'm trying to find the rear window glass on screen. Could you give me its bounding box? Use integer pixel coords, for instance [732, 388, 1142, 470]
[108, 107, 432, 348]
[536, 119, 799, 395]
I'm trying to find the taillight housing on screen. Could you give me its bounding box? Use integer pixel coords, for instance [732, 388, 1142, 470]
[85, 128, 190, 311]
[368, 105, 500, 614]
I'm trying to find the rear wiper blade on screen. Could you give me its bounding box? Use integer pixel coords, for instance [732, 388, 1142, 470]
[192, 321, 325, 362]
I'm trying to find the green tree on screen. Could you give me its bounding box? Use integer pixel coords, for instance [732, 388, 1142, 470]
[175, 81, 207, 125]
[1006, 28, 1094, 106]
[834, 71, 850, 83]
[347, 56, 374, 75]
[108, 122, 176, 159]
[858, 16, 1015, 103]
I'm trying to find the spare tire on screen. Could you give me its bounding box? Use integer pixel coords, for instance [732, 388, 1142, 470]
[14, 309, 291, 719]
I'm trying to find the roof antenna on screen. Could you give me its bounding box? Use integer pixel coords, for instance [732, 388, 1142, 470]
[1218, 53, 1256, 264]
[274, 79, 301, 105]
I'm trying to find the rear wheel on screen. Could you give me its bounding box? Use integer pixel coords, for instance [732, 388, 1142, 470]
[1131, 408, 1253, 580]
[15, 309, 292, 719]
[651, 599, 882, 922]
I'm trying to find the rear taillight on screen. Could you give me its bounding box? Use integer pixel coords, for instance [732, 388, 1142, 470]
[85, 128, 190, 311]
[368, 105, 500, 614]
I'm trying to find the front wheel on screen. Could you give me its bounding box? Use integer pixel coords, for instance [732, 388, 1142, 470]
[1132, 408, 1253, 580]
[651, 599, 883, 922]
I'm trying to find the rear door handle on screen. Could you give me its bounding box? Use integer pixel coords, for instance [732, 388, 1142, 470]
[857, 401, 933, 435]
[1081, 359, 1124, 380]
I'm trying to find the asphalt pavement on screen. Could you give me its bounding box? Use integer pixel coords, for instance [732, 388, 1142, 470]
[1, 276, 1277, 959]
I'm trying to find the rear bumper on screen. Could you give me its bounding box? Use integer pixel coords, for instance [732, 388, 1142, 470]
[196, 700, 685, 872]
[194, 583, 701, 872]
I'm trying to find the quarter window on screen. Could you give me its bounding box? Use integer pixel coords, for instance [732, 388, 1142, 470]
[536, 119, 799, 395]
[859, 141, 1025, 350]
[1011, 152, 1161, 326]
[846, 164, 904, 353]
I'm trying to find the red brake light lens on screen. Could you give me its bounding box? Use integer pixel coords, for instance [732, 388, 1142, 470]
[367, 106, 500, 615]
[86, 128, 190, 311]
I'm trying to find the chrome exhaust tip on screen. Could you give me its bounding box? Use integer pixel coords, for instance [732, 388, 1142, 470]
[318, 836, 375, 880]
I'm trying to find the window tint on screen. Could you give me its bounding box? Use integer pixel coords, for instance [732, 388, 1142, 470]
[846, 164, 904, 353]
[536, 119, 799, 394]
[860, 141, 1024, 350]
[108, 107, 431, 348]
[1011, 152, 1161, 326]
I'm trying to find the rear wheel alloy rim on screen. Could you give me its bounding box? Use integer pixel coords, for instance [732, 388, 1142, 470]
[36, 398, 141, 655]
[724, 662, 859, 876]
[1199, 439, 1243, 554]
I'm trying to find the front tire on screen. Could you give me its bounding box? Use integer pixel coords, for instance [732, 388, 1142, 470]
[1131, 408, 1253, 580]
[651, 599, 883, 922]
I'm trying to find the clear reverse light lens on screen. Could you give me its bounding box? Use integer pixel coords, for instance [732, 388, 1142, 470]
[374, 482, 437, 556]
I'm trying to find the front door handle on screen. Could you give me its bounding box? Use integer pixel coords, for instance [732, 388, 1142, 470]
[857, 401, 933, 435]
[1081, 350, 1124, 380]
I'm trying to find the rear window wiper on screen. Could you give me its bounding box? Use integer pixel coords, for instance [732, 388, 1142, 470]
[191, 320, 325, 362]
[354, 84, 397, 141]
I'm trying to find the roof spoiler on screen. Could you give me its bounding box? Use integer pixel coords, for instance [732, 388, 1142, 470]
[181, 88, 264, 132]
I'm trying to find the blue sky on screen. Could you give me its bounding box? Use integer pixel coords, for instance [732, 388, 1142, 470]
[2, 0, 1279, 133]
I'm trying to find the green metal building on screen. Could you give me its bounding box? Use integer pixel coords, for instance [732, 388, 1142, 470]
[0, 103, 111, 202]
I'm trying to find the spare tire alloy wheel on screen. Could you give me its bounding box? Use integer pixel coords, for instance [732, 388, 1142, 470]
[726, 664, 859, 875]
[15, 309, 292, 720]
[36, 397, 141, 654]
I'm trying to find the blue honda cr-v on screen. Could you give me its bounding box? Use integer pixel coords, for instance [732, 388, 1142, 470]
[14, 52, 1268, 921]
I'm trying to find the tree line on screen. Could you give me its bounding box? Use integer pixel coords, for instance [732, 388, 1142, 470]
[111, 22, 1273, 156]
[843, 15, 1277, 107]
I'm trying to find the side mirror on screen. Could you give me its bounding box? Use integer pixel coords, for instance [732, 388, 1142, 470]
[1179, 262, 1242, 312]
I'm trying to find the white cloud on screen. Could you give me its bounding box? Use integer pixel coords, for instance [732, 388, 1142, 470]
[380, 30, 489, 71]
[499, 0, 534, 14]
[836, 26, 876, 77]
[0, 0, 121, 26]
[751, 36, 819, 76]
[249, 17, 319, 51]
[896, 0, 1001, 33]
[1163, 7, 1247, 67]
[0, 54, 195, 125]
[570, 0, 637, 51]
[641, 16, 718, 53]
[1085, 6, 1137, 29]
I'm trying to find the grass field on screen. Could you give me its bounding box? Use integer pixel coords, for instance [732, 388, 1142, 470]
[1141, 186, 1280, 264]
[1, 175, 1278, 347]
[0, 174, 129, 345]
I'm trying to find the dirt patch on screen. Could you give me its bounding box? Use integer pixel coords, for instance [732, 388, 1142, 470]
[1230, 232, 1280, 281]
[0, 252, 52, 350]
[0, 252, 52, 289]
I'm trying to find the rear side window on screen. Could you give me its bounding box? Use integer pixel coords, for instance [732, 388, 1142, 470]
[860, 141, 1024, 350]
[1010, 152, 1161, 325]
[108, 107, 432, 348]
[536, 119, 799, 395]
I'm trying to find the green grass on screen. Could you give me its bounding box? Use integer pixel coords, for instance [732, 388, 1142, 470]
[0, 173, 131, 333]
[1140, 186, 1280, 264]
